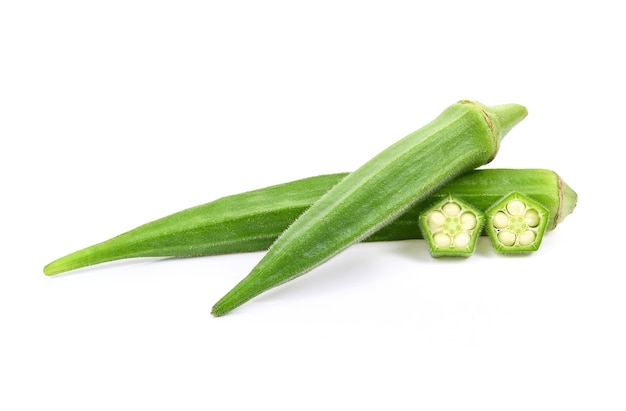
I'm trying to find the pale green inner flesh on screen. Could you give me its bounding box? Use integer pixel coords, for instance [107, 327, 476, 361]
[490, 199, 540, 247]
[427, 201, 479, 250]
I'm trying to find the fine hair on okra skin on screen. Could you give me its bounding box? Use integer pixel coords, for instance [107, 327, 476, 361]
[43, 168, 577, 276]
[210, 100, 529, 316]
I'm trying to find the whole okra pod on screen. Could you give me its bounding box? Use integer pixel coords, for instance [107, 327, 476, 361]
[211, 100, 528, 316]
[43, 168, 576, 276]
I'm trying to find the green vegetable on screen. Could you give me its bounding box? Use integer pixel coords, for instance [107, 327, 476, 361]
[211, 100, 528, 316]
[44, 168, 576, 276]
[419, 195, 484, 257]
[485, 191, 549, 253]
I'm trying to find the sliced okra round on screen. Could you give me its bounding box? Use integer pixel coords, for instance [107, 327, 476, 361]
[419, 195, 484, 257]
[485, 191, 549, 253]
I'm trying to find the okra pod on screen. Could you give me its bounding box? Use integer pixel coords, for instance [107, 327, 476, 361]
[44, 168, 576, 276]
[211, 100, 528, 316]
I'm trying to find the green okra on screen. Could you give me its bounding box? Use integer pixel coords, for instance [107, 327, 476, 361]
[485, 191, 550, 253]
[43, 168, 577, 276]
[211, 100, 528, 316]
[419, 195, 485, 257]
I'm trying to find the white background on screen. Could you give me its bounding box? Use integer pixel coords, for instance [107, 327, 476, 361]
[1, 1, 624, 410]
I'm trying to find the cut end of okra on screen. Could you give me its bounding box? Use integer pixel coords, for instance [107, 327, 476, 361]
[557, 176, 578, 227]
[485, 192, 549, 253]
[419, 195, 484, 257]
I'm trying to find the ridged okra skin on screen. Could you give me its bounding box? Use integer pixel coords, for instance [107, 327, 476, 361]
[211, 100, 529, 316]
[384, 167, 576, 239]
[43, 168, 577, 276]
[43, 174, 341, 275]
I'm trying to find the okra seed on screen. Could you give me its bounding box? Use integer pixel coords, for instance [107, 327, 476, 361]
[518, 230, 536, 246]
[497, 230, 516, 246]
[460, 212, 477, 229]
[442, 202, 461, 216]
[434, 232, 452, 247]
[506, 199, 525, 216]
[492, 212, 509, 229]
[524, 209, 540, 227]
[454, 232, 471, 248]
[427, 210, 446, 228]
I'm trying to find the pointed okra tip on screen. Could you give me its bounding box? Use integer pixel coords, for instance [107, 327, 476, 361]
[211, 303, 227, 317]
[211, 280, 256, 317]
[43, 259, 65, 276]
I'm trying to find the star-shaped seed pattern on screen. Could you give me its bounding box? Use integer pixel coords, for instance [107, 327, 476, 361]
[485, 192, 549, 253]
[419, 195, 484, 257]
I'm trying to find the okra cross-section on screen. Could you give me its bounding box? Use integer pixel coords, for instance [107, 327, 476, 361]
[485, 192, 549, 253]
[419, 195, 484, 257]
